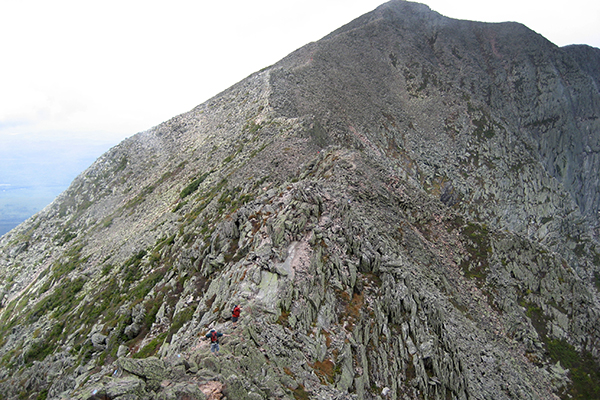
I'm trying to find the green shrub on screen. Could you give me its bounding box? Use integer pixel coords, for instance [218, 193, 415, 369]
[133, 332, 167, 359]
[131, 270, 163, 299]
[546, 339, 600, 399]
[180, 172, 210, 199]
[36, 390, 48, 400]
[122, 250, 148, 287]
[54, 230, 77, 245]
[166, 306, 196, 342]
[29, 277, 86, 322]
[23, 322, 64, 364]
[24, 341, 53, 364]
[101, 264, 113, 276]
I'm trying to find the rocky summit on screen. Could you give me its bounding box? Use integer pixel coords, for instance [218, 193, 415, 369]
[1, 1, 599, 399]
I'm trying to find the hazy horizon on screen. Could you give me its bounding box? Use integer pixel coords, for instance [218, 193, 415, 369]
[0, 136, 117, 236]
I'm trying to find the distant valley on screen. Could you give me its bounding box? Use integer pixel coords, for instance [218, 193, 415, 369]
[0, 186, 57, 236]
[0, 135, 119, 236]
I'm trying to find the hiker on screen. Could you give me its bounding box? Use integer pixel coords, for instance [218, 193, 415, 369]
[204, 328, 228, 355]
[231, 304, 241, 325]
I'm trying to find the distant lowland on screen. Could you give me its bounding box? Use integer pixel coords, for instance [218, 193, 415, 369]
[0, 185, 64, 236]
[0, 135, 119, 236]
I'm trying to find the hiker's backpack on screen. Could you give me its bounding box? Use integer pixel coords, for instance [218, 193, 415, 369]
[211, 330, 218, 343]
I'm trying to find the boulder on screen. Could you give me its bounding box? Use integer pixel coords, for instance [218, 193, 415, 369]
[117, 356, 168, 382]
[124, 323, 142, 339]
[90, 333, 107, 350]
[157, 382, 207, 400]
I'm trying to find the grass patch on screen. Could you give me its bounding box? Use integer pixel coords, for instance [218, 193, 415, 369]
[460, 222, 491, 282]
[101, 264, 113, 276]
[50, 244, 87, 279]
[520, 299, 549, 339]
[186, 178, 228, 221]
[36, 390, 48, 400]
[244, 120, 263, 135]
[467, 103, 496, 140]
[336, 289, 364, 332]
[125, 185, 156, 209]
[23, 322, 65, 364]
[131, 269, 164, 299]
[115, 156, 128, 172]
[54, 230, 77, 246]
[122, 249, 148, 287]
[29, 277, 86, 322]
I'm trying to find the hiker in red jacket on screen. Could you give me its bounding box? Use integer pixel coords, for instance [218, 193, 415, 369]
[231, 304, 241, 326]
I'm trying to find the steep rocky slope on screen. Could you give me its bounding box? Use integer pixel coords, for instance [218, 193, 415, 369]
[1, 1, 599, 399]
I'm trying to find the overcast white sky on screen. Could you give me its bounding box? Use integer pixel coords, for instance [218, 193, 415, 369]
[1, 0, 599, 147]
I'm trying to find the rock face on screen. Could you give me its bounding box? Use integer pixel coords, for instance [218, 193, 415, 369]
[1, 1, 599, 399]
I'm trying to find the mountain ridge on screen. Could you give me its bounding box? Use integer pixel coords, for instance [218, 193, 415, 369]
[1, 1, 599, 399]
